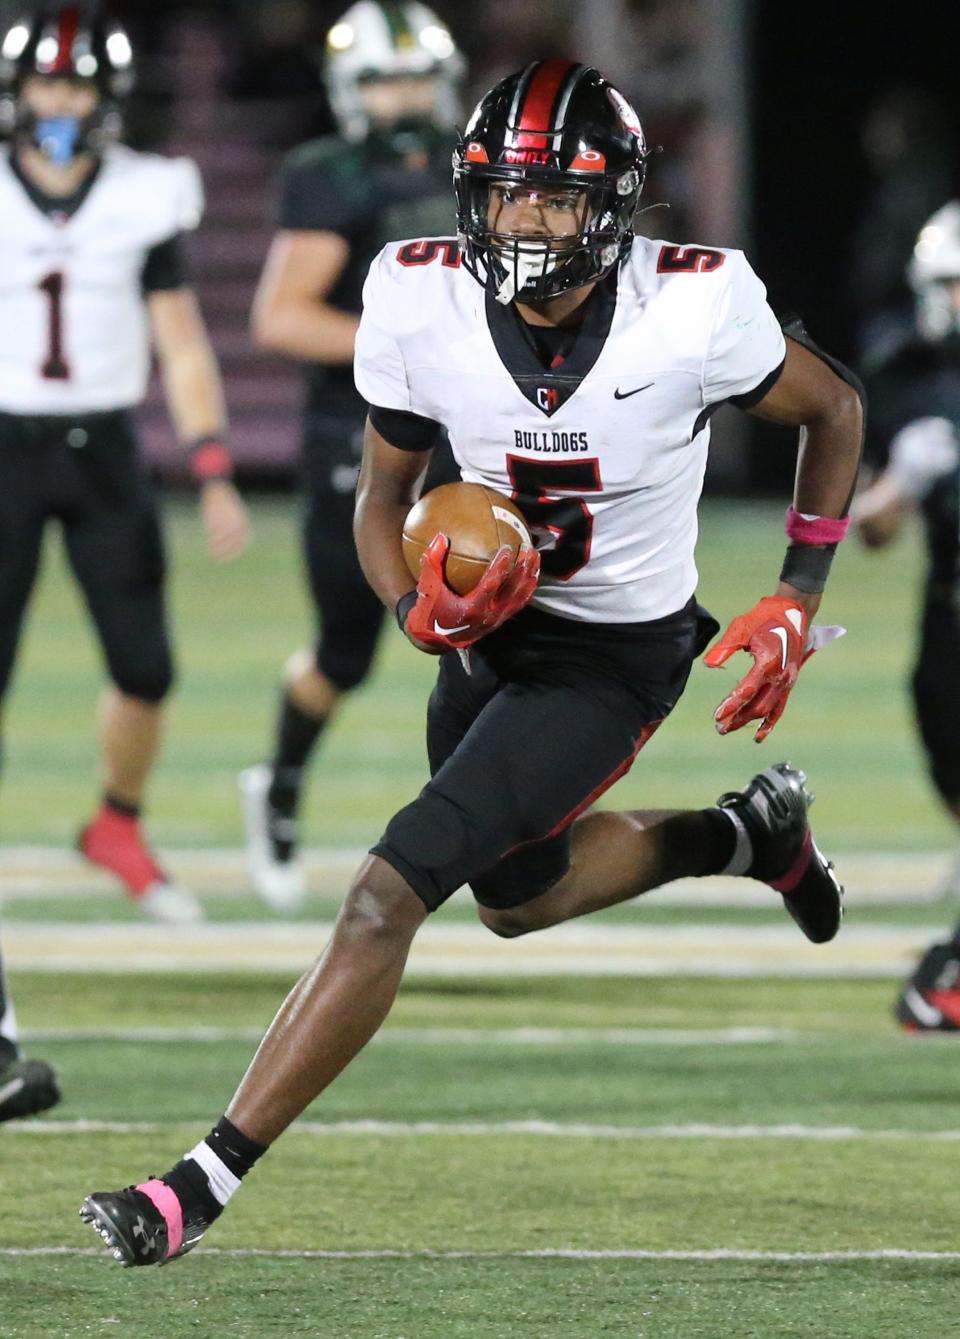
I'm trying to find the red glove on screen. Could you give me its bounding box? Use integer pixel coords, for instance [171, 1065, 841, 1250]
[704, 596, 809, 742]
[405, 533, 540, 650]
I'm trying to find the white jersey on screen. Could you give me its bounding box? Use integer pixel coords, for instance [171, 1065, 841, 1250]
[355, 235, 786, 623]
[0, 145, 203, 415]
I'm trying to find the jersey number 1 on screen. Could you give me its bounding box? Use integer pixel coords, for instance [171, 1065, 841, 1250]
[38, 271, 70, 380]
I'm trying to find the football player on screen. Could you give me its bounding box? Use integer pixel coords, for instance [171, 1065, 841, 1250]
[0, 5, 250, 923]
[81, 62, 863, 1265]
[239, 0, 462, 911]
[852, 202, 960, 1030]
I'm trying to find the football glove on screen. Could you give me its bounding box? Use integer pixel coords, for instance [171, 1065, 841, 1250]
[405, 533, 540, 650]
[704, 596, 809, 742]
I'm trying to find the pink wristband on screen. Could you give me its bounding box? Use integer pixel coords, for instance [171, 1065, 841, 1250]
[785, 505, 850, 546]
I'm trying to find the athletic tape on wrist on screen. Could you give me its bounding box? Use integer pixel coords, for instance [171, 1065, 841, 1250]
[396, 590, 418, 631]
[779, 542, 837, 594]
[784, 505, 849, 545]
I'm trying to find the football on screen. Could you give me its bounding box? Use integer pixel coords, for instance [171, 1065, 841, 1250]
[402, 482, 533, 595]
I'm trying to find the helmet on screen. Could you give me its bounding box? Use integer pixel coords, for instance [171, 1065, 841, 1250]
[0, 4, 134, 163]
[453, 61, 650, 305]
[324, 0, 463, 145]
[908, 202, 960, 341]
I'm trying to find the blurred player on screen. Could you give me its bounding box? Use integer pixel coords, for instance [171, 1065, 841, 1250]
[0, 5, 250, 923]
[853, 203, 960, 1030]
[240, 0, 462, 910]
[82, 61, 862, 1264]
[0, 947, 59, 1121]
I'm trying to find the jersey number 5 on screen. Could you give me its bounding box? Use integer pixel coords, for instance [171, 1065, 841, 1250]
[507, 456, 602, 581]
[38, 271, 70, 380]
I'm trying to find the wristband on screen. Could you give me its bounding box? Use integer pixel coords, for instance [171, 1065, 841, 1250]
[395, 590, 417, 631]
[779, 542, 837, 594]
[189, 436, 234, 484]
[784, 505, 850, 546]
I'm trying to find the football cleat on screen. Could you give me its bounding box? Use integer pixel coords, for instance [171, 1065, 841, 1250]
[78, 808, 202, 923]
[80, 1181, 209, 1268]
[717, 762, 844, 943]
[0, 1056, 61, 1123]
[894, 940, 960, 1031]
[238, 765, 306, 913]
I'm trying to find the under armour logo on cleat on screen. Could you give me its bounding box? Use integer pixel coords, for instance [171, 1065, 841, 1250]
[133, 1215, 157, 1255]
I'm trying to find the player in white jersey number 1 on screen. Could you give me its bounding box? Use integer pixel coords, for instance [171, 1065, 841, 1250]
[81, 61, 862, 1264]
[0, 4, 249, 937]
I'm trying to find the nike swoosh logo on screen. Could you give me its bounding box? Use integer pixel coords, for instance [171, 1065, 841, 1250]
[434, 621, 470, 637]
[772, 626, 789, 670]
[614, 383, 654, 400]
[0, 1076, 25, 1107]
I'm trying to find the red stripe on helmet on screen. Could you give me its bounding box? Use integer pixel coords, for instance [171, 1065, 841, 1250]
[516, 58, 578, 135]
[51, 5, 81, 75]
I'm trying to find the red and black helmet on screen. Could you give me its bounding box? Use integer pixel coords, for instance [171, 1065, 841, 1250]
[0, 3, 134, 97]
[0, 4, 134, 156]
[453, 60, 650, 303]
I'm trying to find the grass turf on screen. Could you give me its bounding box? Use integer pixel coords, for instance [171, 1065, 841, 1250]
[1, 494, 950, 854]
[4, 973, 960, 1336]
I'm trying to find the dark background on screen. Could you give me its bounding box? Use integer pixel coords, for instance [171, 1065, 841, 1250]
[3, 0, 959, 486]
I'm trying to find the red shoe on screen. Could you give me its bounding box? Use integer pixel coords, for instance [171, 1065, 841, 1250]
[78, 806, 202, 924]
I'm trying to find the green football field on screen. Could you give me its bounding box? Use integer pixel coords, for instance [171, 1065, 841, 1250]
[3, 496, 960, 1337]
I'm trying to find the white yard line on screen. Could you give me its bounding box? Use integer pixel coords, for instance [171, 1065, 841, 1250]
[3, 1246, 959, 1262]
[1, 846, 955, 904]
[18, 1025, 801, 1046]
[9, 1118, 960, 1140]
[0, 919, 936, 976]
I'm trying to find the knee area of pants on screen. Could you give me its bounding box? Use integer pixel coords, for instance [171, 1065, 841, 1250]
[112, 664, 175, 703]
[315, 646, 376, 693]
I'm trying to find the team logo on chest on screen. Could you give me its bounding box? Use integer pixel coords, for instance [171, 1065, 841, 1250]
[536, 387, 561, 413]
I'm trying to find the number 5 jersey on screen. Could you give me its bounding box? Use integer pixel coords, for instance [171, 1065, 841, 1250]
[0, 144, 203, 415]
[354, 234, 786, 624]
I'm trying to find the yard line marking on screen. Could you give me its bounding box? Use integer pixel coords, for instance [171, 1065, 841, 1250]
[0, 847, 953, 904]
[10, 1119, 960, 1141]
[0, 919, 937, 977]
[4, 1247, 960, 1262]
[18, 1025, 801, 1046]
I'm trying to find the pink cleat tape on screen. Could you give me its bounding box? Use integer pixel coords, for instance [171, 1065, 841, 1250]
[770, 827, 813, 894]
[136, 1179, 183, 1258]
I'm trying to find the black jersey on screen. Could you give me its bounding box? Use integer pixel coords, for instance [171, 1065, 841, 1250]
[867, 336, 960, 596]
[278, 132, 455, 420]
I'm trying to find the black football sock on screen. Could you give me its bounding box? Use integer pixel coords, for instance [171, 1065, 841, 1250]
[698, 806, 752, 876]
[163, 1116, 267, 1222]
[103, 792, 140, 820]
[268, 693, 328, 820]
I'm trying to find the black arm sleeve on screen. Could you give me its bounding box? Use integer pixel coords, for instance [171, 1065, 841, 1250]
[141, 233, 190, 294]
[368, 405, 444, 452]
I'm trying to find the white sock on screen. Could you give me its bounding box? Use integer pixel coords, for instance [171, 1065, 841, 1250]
[717, 808, 753, 876]
[187, 1140, 242, 1207]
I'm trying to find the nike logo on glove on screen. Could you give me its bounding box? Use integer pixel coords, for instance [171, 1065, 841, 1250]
[434, 621, 470, 637]
[614, 383, 654, 400]
[772, 626, 789, 670]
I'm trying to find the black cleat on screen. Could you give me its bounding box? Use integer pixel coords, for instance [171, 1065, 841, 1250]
[717, 762, 844, 944]
[0, 1056, 61, 1123]
[894, 940, 960, 1032]
[80, 1182, 209, 1267]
